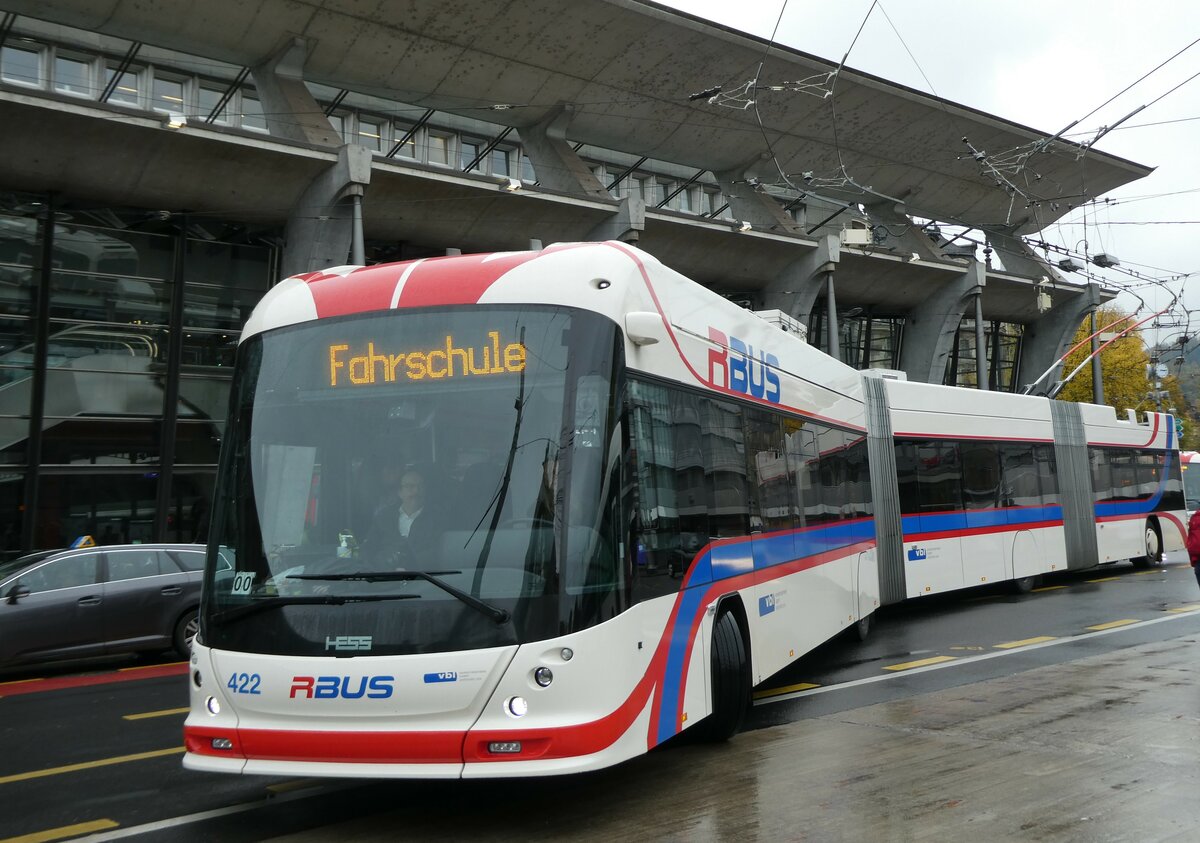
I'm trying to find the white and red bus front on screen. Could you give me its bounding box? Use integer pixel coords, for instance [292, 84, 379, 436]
[182, 288, 658, 778]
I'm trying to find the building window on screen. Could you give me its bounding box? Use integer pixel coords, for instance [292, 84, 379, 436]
[103, 65, 140, 106]
[460, 138, 481, 171]
[656, 180, 671, 207]
[392, 124, 417, 158]
[240, 93, 268, 132]
[1, 45, 43, 87]
[327, 113, 347, 142]
[357, 117, 382, 152]
[197, 83, 229, 123]
[679, 187, 694, 213]
[427, 133, 450, 165]
[53, 54, 92, 97]
[521, 154, 536, 183]
[151, 75, 185, 113]
[490, 147, 512, 177]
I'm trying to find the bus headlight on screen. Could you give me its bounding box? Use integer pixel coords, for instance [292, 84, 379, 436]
[533, 667, 554, 687]
[506, 695, 528, 717]
[205, 696, 221, 715]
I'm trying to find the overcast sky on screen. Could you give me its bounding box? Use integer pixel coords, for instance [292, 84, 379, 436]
[656, 0, 1199, 349]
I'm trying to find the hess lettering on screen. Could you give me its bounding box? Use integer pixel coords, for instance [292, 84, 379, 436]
[706, 327, 781, 403]
[328, 332, 525, 386]
[289, 675, 395, 699]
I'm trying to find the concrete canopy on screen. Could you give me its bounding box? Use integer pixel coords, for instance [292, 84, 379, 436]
[4, 0, 1152, 237]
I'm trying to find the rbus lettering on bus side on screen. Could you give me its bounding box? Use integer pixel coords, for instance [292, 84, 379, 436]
[706, 327, 781, 403]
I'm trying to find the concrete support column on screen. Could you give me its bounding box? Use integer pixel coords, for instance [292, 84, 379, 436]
[760, 233, 840, 329]
[825, 271, 840, 360]
[519, 104, 609, 199]
[1020, 283, 1103, 396]
[975, 293, 988, 390]
[713, 157, 803, 235]
[1091, 310, 1105, 405]
[587, 195, 645, 243]
[251, 37, 342, 146]
[899, 260, 985, 384]
[283, 144, 373, 276]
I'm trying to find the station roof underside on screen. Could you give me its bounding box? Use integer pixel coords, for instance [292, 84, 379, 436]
[8, 0, 1152, 239]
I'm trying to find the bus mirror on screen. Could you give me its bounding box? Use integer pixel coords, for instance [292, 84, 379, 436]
[625, 312, 663, 346]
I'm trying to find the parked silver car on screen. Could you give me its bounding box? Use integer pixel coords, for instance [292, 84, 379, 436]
[0, 543, 212, 667]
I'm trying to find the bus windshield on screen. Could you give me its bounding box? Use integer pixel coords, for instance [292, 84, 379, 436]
[201, 305, 625, 657]
[1183, 459, 1200, 512]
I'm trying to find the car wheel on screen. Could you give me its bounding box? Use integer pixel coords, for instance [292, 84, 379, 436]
[699, 610, 750, 742]
[1132, 521, 1163, 569]
[173, 608, 199, 658]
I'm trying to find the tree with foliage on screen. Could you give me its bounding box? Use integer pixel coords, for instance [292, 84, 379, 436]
[1056, 307, 1152, 412]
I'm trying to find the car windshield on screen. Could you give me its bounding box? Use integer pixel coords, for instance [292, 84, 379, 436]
[202, 305, 627, 656]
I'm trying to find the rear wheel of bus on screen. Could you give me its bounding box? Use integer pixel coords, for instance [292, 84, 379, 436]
[1132, 519, 1163, 569]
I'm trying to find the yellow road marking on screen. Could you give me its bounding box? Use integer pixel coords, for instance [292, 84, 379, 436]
[1086, 576, 1120, 583]
[1134, 570, 1163, 575]
[883, 655, 956, 671]
[119, 661, 186, 672]
[0, 819, 119, 843]
[1086, 619, 1139, 631]
[122, 707, 189, 721]
[1166, 604, 1200, 614]
[1032, 585, 1067, 592]
[0, 747, 184, 785]
[994, 635, 1057, 649]
[266, 778, 324, 794]
[752, 682, 820, 700]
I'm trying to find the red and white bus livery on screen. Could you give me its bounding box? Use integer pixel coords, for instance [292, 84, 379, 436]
[184, 242, 1186, 778]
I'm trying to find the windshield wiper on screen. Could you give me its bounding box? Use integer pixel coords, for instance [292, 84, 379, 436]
[210, 593, 419, 625]
[290, 571, 511, 624]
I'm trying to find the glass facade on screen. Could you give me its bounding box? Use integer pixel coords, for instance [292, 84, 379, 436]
[0, 194, 276, 558]
[943, 318, 1023, 391]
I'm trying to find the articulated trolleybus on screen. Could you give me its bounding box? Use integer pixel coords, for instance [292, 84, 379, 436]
[185, 242, 1185, 779]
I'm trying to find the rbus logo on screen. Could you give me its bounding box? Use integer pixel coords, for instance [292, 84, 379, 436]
[289, 675, 395, 699]
[707, 328, 781, 403]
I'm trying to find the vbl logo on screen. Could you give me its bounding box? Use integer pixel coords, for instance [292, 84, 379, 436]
[907, 546, 927, 561]
[423, 672, 458, 684]
[707, 328, 781, 403]
[290, 675, 395, 699]
[758, 594, 776, 616]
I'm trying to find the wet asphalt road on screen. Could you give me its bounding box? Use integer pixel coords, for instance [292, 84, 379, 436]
[2, 558, 1198, 842]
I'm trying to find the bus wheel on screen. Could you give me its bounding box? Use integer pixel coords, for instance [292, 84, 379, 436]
[701, 610, 750, 742]
[1133, 521, 1163, 569]
[1011, 575, 1040, 594]
[854, 613, 872, 641]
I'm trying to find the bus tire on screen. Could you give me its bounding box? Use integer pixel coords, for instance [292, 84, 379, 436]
[173, 608, 199, 658]
[854, 613, 872, 641]
[1133, 520, 1163, 569]
[701, 610, 750, 742]
[1011, 575, 1039, 594]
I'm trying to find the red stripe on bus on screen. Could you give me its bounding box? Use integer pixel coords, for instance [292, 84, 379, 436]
[395, 252, 537, 308]
[185, 725, 464, 764]
[904, 520, 1063, 542]
[307, 264, 410, 317]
